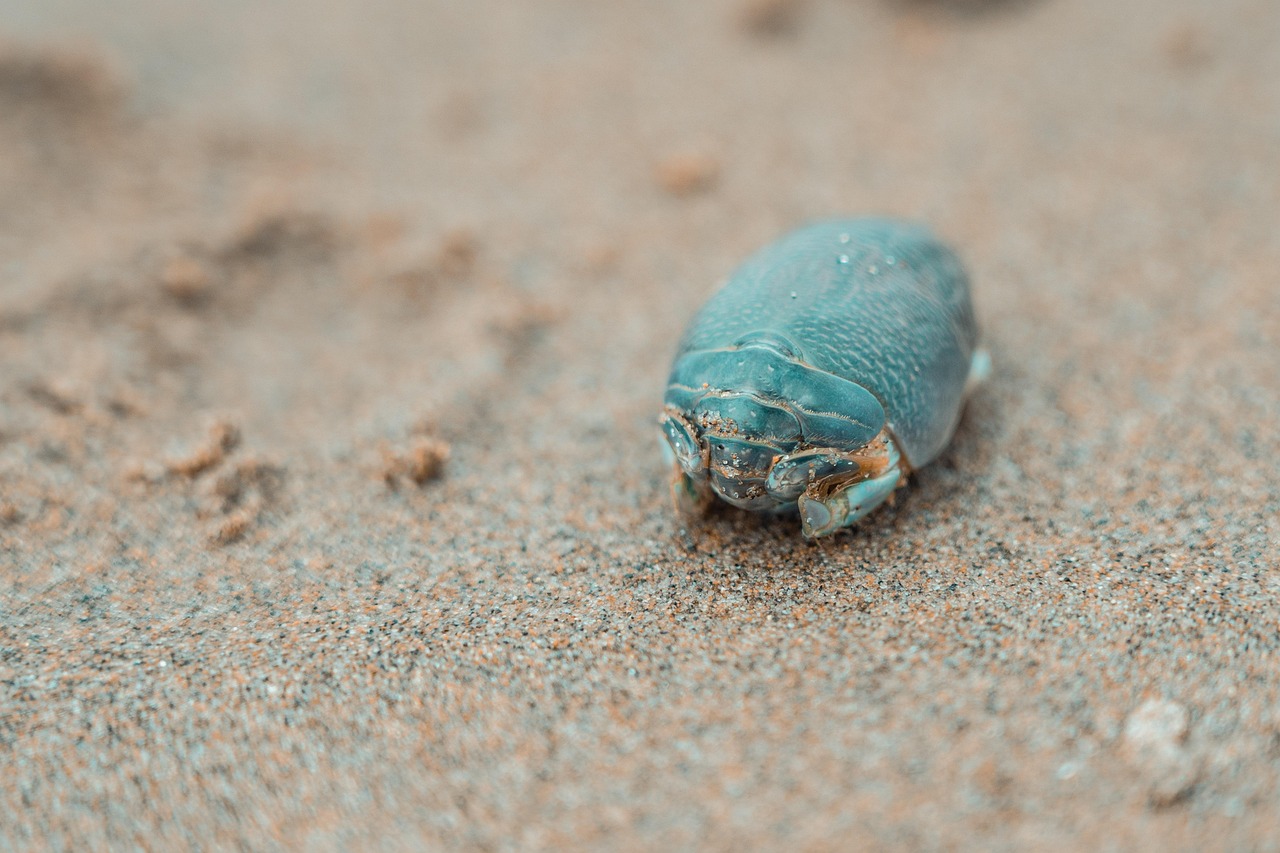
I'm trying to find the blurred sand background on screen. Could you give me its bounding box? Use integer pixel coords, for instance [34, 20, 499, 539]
[2, 0, 1279, 848]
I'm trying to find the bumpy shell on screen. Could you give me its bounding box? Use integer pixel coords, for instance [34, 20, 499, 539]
[668, 218, 977, 468]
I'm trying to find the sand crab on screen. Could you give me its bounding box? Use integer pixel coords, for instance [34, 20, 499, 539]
[661, 218, 986, 538]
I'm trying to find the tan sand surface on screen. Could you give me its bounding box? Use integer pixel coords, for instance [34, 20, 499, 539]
[2, 0, 1279, 848]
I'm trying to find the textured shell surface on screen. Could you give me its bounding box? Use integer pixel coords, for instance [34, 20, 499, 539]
[667, 218, 978, 469]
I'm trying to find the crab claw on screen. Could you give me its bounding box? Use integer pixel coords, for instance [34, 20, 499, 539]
[795, 432, 906, 538]
[798, 466, 902, 538]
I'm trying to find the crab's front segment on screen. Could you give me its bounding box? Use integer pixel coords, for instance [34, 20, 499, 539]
[660, 335, 906, 539]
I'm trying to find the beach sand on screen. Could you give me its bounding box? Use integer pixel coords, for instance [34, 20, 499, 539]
[2, 0, 1278, 848]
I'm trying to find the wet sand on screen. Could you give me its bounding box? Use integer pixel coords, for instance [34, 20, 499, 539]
[2, 0, 1279, 848]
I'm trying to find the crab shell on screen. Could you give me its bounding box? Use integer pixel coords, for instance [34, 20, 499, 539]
[661, 218, 980, 532]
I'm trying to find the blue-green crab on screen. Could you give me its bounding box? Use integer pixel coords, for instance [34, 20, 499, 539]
[660, 218, 986, 538]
